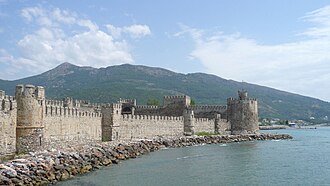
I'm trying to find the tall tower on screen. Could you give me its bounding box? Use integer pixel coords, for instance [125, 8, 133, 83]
[183, 108, 195, 136]
[227, 90, 258, 135]
[101, 103, 122, 141]
[16, 85, 45, 152]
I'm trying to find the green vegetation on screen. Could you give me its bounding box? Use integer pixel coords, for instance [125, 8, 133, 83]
[1, 62, 330, 121]
[195, 131, 216, 136]
[190, 99, 196, 106]
[146, 98, 160, 106]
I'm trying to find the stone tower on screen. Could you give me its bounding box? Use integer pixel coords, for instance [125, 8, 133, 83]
[183, 108, 195, 136]
[16, 85, 45, 152]
[162, 95, 191, 116]
[101, 103, 122, 141]
[227, 90, 258, 135]
[214, 113, 222, 134]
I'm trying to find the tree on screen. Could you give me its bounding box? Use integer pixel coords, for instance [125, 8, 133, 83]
[190, 99, 196, 106]
[147, 98, 160, 106]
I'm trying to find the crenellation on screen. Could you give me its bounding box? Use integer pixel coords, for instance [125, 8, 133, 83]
[0, 90, 17, 156]
[35, 86, 45, 100]
[136, 105, 159, 109]
[120, 113, 184, 122]
[47, 98, 103, 108]
[163, 95, 191, 108]
[1, 84, 258, 156]
[0, 90, 5, 99]
[44, 105, 101, 118]
[189, 105, 227, 110]
[63, 97, 73, 107]
[164, 95, 187, 99]
[119, 98, 136, 104]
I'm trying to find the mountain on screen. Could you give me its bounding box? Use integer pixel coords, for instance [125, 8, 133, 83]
[1, 62, 329, 121]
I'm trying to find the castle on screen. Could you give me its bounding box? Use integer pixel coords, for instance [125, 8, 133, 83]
[0, 84, 258, 156]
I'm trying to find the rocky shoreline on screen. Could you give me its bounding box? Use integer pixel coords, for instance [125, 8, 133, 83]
[0, 133, 292, 185]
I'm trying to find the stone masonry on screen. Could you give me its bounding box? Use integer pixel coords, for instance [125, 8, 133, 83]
[0, 84, 259, 155]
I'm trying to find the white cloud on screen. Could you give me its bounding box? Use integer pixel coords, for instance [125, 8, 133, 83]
[176, 6, 330, 101]
[0, 6, 152, 79]
[15, 28, 132, 71]
[123, 24, 151, 38]
[78, 19, 99, 31]
[106, 24, 151, 39]
[301, 5, 330, 38]
[106, 24, 122, 39]
[21, 7, 45, 22]
[51, 8, 76, 24]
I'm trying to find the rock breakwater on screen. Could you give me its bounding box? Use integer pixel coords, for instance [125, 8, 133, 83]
[0, 133, 292, 185]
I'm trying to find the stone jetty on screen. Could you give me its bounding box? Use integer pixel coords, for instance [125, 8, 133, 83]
[0, 133, 292, 185]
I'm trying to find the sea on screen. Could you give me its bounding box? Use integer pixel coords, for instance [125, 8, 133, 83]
[61, 127, 330, 186]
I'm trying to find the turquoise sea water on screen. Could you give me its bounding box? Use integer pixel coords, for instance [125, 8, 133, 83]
[61, 128, 330, 186]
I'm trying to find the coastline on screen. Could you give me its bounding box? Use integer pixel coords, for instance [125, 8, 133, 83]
[0, 133, 292, 185]
[259, 125, 289, 130]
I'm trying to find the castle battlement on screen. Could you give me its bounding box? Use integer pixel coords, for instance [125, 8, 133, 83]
[163, 95, 191, 107]
[119, 98, 136, 103]
[45, 105, 101, 118]
[46, 98, 102, 109]
[195, 118, 212, 122]
[227, 98, 257, 105]
[189, 105, 227, 111]
[0, 84, 258, 155]
[46, 99, 64, 107]
[122, 114, 183, 121]
[0, 90, 16, 112]
[88, 103, 102, 108]
[163, 95, 187, 99]
[112, 103, 122, 109]
[0, 90, 5, 99]
[15, 84, 45, 100]
[136, 105, 159, 109]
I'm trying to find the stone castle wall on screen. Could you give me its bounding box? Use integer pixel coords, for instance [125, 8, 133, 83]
[0, 91, 16, 156]
[193, 118, 231, 135]
[190, 105, 227, 118]
[216, 118, 231, 135]
[0, 85, 259, 155]
[134, 105, 160, 116]
[117, 114, 184, 140]
[43, 105, 102, 146]
[194, 118, 214, 133]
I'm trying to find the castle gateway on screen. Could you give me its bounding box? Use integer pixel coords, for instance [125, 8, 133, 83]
[0, 85, 258, 155]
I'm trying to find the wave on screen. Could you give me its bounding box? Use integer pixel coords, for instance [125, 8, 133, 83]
[176, 154, 206, 160]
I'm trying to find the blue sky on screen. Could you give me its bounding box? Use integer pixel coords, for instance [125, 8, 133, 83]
[1, 0, 330, 101]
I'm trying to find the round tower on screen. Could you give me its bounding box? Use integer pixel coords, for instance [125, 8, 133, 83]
[227, 90, 259, 135]
[16, 84, 45, 153]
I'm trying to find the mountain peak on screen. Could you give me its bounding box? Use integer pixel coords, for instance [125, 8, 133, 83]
[55, 62, 77, 69]
[42, 62, 79, 78]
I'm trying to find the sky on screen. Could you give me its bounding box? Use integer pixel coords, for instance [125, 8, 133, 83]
[1, 0, 330, 102]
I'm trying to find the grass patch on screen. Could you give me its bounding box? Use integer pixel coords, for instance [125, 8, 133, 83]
[195, 131, 217, 136]
[16, 151, 28, 156]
